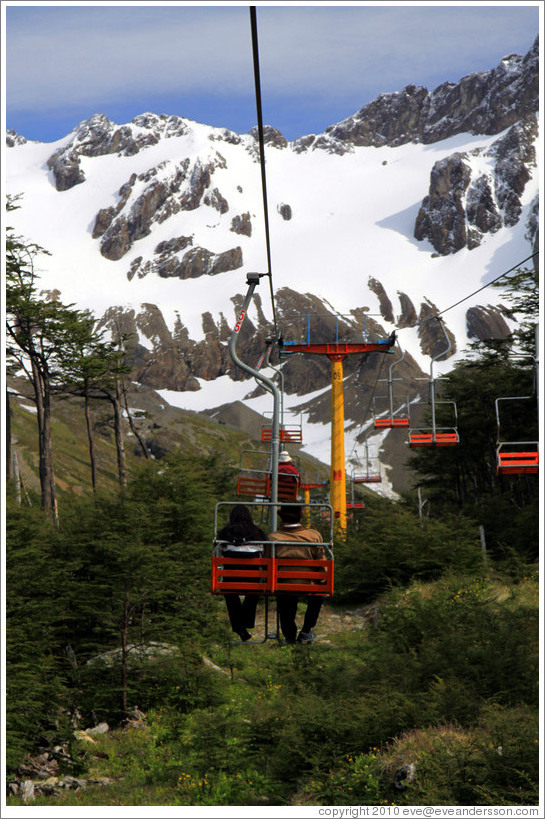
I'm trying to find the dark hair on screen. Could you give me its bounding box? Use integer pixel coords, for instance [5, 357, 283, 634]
[218, 505, 266, 545]
[229, 504, 255, 526]
[278, 505, 303, 524]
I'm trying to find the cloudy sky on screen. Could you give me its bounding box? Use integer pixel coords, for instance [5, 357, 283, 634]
[3, 1, 541, 144]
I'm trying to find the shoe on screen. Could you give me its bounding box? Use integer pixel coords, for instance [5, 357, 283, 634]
[236, 629, 252, 642]
[297, 629, 316, 644]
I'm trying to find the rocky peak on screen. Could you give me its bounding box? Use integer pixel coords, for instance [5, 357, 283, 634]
[315, 36, 538, 150]
[6, 129, 28, 147]
[249, 124, 287, 149]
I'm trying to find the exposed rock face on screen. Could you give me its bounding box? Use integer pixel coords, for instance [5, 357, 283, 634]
[414, 114, 537, 254]
[291, 133, 354, 155]
[45, 112, 190, 191]
[417, 301, 456, 361]
[368, 277, 394, 323]
[6, 129, 28, 147]
[49, 151, 86, 191]
[96, 156, 231, 261]
[396, 292, 418, 328]
[325, 84, 429, 148]
[321, 37, 538, 149]
[230, 212, 252, 236]
[466, 305, 512, 340]
[157, 246, 243, 279]
[491, 115, 537, 226]
[203, 187, 229, 214]
[414, 154, 472, 254]
[277, 203, 292, 221]
[249, 124, 288, 149]
[465, 175, 502, 248]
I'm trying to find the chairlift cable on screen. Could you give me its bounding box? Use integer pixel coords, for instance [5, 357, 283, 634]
[416, 250, 539, 328]
[249, 6, 279, 338]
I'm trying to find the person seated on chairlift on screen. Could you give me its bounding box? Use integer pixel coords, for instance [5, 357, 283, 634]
[217, 504, 266, 642]
[278, 451, 299, 479]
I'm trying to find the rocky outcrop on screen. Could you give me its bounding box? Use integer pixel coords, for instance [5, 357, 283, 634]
[203, 187, 229, 214]
[249, 124, 288, 149]
[48, 151, 86, 191]
[396, 293, 418, 328]
[157, 246, 243, 279]
[417, 301, 456, 360]
[45, 112, 191, 191]
[414, 114, 537, 254]
[230, 212, 252, 236]
[320, 37, 538, 149]
[368, 277, 394, 323]
[466, 305, 512, 341]
[465, 175, 502, 248]
[491, 115, 537, 227]
[277, 203, 292, 221]
[414, 154, 472, 254]
[326, 84, 429, 148]
[6, 130, 28, 147]
[97, 157, 225, 260]
[291, 133, 354, 155]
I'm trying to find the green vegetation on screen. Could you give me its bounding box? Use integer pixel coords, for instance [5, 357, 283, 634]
[5, 223, 539, 806]
[5, 452, 539, 806]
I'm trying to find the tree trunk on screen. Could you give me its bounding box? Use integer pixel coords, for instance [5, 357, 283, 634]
[121, 585, 130, 714]
[32, 358, 58, 523]
[84, 392, 98, 492]
[112, 380, 127, 489]
[121, 380, 149, 459]
[6, 389, 12, 481]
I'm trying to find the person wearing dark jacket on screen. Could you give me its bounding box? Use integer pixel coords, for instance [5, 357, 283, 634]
[216, 504, 266, 641]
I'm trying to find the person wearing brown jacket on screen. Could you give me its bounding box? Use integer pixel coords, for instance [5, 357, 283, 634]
[268, 505, 325, 644]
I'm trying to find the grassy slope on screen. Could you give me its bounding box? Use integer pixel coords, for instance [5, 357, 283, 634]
[8, 378, 331, 509]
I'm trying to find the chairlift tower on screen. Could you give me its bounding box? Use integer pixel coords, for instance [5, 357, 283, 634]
[281, 315, 395, 531]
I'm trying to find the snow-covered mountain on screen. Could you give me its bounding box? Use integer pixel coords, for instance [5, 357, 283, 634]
[5, 36, 539, 497]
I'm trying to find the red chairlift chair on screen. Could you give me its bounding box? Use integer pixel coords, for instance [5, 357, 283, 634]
[495, 396, 539, 476]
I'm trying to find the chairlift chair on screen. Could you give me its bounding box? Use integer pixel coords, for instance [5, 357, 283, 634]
[211, 501, 335, 599]
[261, 411, 303, 443]
[373, 347, 410, 428]
[351, 437, 382, 483]
[236, 449, 300, 501]
[408, 321, 459, 448]
[495, 396, 539, 476]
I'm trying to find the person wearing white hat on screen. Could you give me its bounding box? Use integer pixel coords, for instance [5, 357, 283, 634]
[278, 451, 299, 476]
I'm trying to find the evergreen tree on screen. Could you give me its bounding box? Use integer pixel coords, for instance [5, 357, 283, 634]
[54, 309, 131, 492]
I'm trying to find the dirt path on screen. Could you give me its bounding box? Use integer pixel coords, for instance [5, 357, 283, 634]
[250, 599, 377, 643]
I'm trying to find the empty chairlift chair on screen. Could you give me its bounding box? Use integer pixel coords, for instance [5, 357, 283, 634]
[261, 411, 303, 443]
[408, 319, 459, 448]
[495, 396, 539, 476]
[373, 346, 410, 429]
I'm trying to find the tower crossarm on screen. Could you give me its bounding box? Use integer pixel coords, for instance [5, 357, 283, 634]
[280, 341, 395, 357]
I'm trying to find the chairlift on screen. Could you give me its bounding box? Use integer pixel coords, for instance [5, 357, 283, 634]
[495, 396, 539, 476]
[211, 501, 335, 643]
[261, 410, 303, 443]
[373, 346, 411, 429]
[352, 437, 382, 483]
[408, 319, 459, 448]
[236, 449, 300, 501]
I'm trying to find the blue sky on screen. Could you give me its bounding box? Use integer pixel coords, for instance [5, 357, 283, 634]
[3, 2, 541, 144]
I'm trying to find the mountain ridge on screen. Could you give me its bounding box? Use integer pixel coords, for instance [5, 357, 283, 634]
[6, 36, 539, 497]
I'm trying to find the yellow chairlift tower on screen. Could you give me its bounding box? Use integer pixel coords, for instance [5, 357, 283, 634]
[280, 315, 395, 531]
